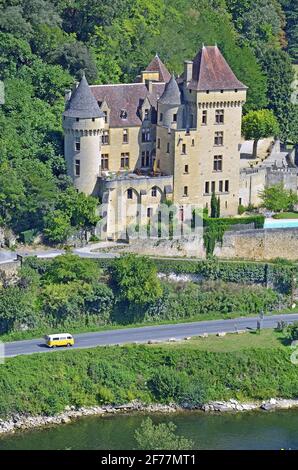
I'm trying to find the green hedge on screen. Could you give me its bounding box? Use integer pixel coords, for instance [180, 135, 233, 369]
[94, 258, 296, 294]
[203, 215, 265, 230]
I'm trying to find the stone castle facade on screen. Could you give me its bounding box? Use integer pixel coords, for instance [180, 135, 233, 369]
[63, 45, 297, 240]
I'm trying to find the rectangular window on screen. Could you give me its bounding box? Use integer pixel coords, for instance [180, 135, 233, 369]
[182, 143, 186, 154]
[75, 159, 80, 176]
[214, 131, 223, 146]
[173, 113, 177, 122]
[144, 109, 149, 120]
[103, 111, 108, 124]
[215, 109, 224, 124]
[166, 142, 170, 153]
[157, 138, 160, 149]
[123, 129, 129, 144]
[159, 113, 163, 122]
[211, 181, 216, 193]
[213, 155, 223, 171]
[120, 153, 129, 169]
[183, 186, 188, 197]
[202, 110, 207, 125]
[142, 128, 151, 142]
[147, 207, 153, 218]
[205, 181, 210, 194]
[101, 154, 109, 170]
[184, 164, 189, 174]
[219, 180, 223, 192]
[75, 137, 80, 152]
[141, 151, 150, 167]
[102, 130, 110, 145]
[225, 180, 229, 192]
[127, 189, 133, 199]
[191, 139, 195, 147]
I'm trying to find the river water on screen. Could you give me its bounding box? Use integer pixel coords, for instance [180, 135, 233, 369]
[0, 410, 298, 450]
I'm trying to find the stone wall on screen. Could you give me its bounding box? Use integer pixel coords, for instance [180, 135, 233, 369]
[107, 227, 298, 261]
[215, 227, 298, 261]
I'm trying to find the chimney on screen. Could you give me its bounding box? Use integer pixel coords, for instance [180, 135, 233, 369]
[72, 81, 79, 93]
[184, 61, 193, 84]
[64, 89, 72, 103]
[145, 79, 153, 94]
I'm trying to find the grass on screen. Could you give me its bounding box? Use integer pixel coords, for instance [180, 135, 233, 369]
[273, 212, 298, 219]
[150, 329, 289, 353]
[0, 328, 296, 419]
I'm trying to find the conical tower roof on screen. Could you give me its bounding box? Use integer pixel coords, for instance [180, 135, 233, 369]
[158, 74, 181, 106]
[63, 74, 104, 119]
[189, 45, 247, 91]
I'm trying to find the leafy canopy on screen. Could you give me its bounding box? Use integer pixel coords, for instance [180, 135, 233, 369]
[112, 254, 163, 305]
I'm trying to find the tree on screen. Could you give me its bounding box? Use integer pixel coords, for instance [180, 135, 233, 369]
[217, 196, 221, 218]
[261, 49, 297, 143]
[0, 286, 37, 334]
[211, 192, 218, 218]
[56, 186, 100, 231]
[43, 209, 73, 243]
[112, 254, 163, 305]
[41, 281, 87, 322]
[43, 254, 102, 284]
[242, 109, 280, 157]
[260, 183, 298, 212]
[134, 418, 193, 450]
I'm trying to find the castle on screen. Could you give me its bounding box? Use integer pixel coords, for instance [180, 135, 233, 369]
[63, 45, 297, 240]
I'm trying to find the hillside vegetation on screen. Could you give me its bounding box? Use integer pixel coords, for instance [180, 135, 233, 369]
[0, 254, 294, 339]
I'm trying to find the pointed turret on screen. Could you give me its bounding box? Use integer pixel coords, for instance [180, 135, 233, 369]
[159, 74, 181, 106]
[63, 74, 104, 119]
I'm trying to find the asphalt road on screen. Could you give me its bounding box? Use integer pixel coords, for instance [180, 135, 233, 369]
[4, 313, 298, 358]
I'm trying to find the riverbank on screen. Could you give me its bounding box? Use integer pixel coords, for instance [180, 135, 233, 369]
[2, 398, 298, 436]
[1, 333, 298, 435]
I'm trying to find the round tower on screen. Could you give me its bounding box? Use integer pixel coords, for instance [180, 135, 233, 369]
[63, 74, 105, 196]
[158, 74, 183, 129]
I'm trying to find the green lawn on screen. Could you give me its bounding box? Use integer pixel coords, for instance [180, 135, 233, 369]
[149, 329, 289, 353]
[273, 212, 298, 219]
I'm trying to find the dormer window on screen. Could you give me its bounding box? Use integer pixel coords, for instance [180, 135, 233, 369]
[120, 109, 127, 119]
[144, 109, 149, 120]
[103, 111, 108, 124]
[173, 114, 177, 122]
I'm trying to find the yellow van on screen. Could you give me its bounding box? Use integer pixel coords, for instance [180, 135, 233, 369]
[44, 333, 74, 348]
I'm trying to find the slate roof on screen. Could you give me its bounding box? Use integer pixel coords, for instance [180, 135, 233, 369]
[159, 74, 181, 106]
[63, 74, 104, 119]
[188, 45, 247, 91]
[90, 82, 166, 127]
[143, 54, 171, 83]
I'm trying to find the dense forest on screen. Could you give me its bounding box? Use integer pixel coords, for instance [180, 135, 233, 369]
[0, 0, 297, 240]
